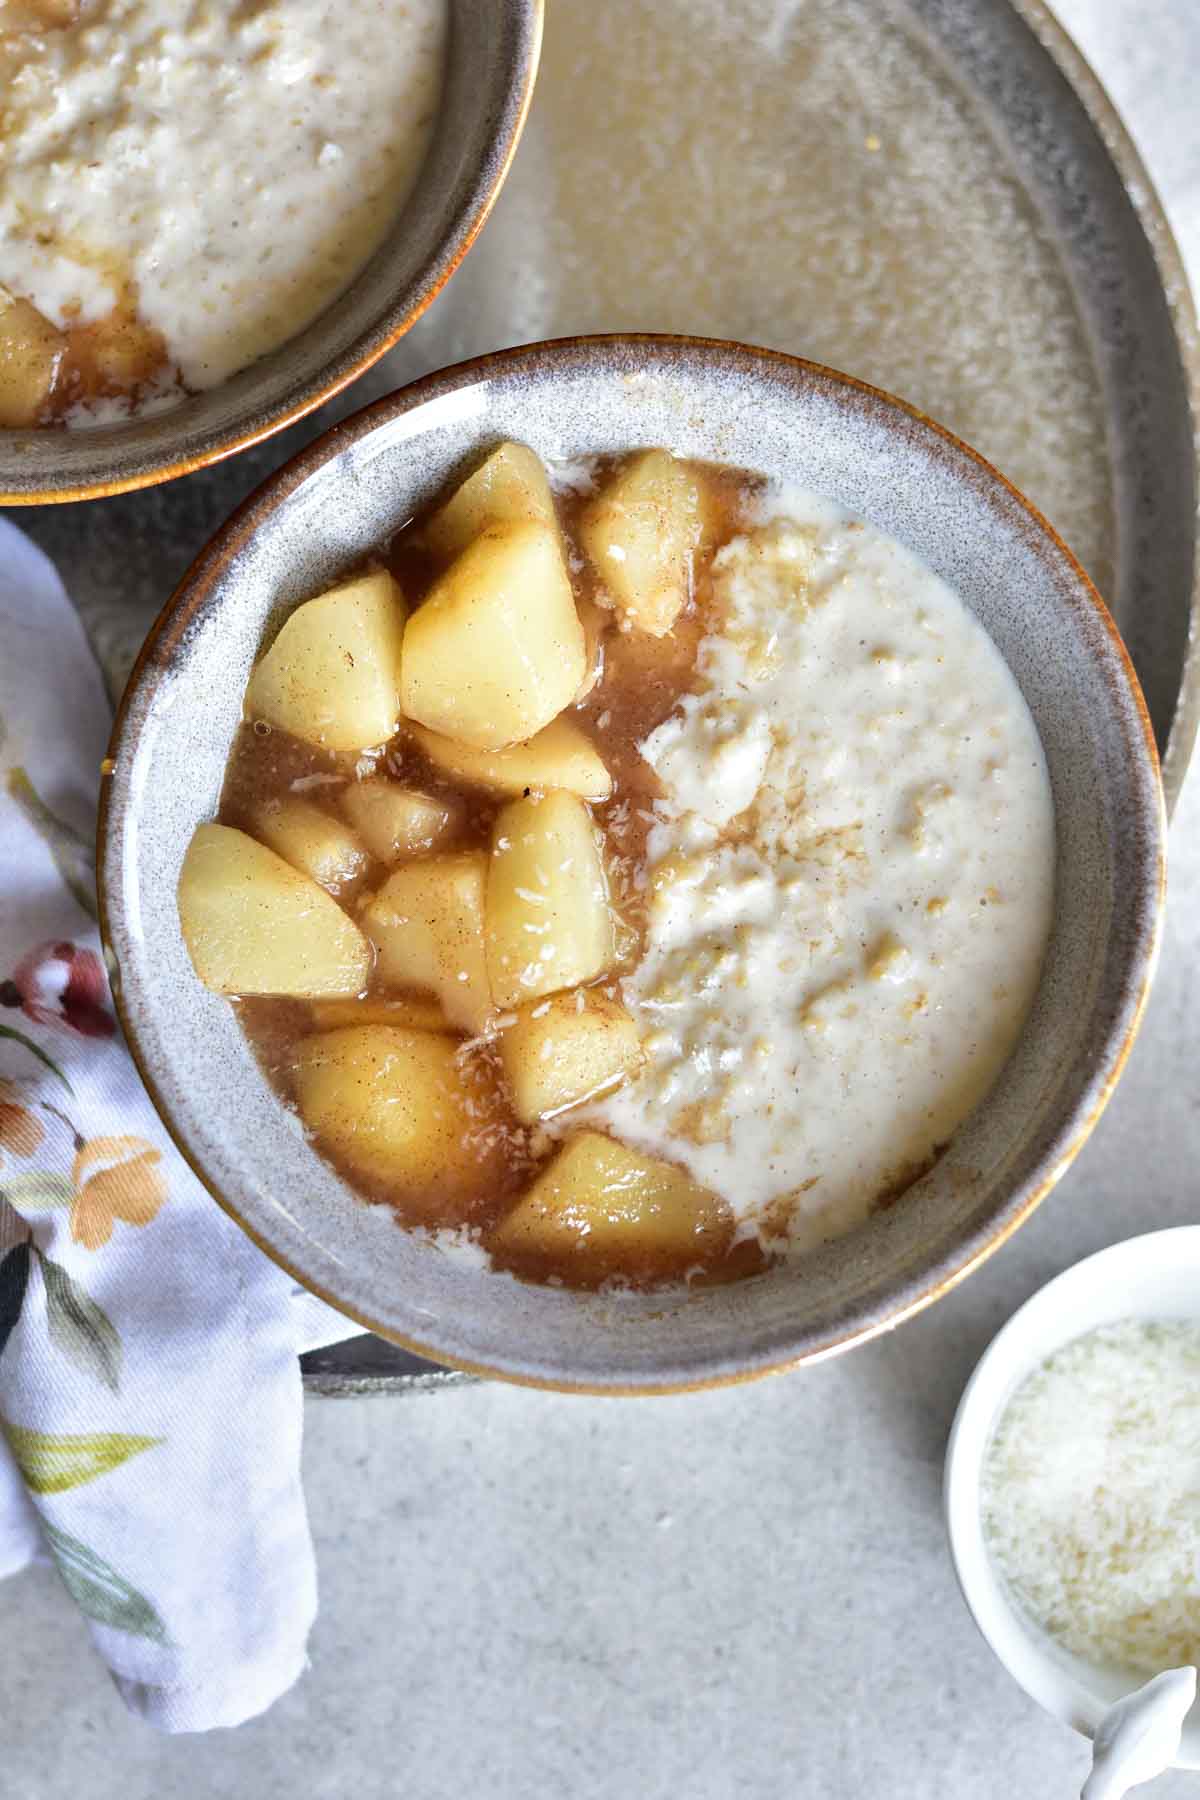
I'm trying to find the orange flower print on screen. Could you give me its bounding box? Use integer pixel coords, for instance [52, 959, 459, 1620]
[70, 1136, 168, 1251]
[0, 1081, 44, 1160]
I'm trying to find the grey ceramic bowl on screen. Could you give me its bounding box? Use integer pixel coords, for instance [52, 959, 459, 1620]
[0, 0, 542, 507]
[99, 336, 1166, 1392]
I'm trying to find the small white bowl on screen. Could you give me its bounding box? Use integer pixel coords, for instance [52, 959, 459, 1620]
[944, 1227, 1200, 1767]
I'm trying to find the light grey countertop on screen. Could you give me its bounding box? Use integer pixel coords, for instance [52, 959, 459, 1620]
[5, 1, 1200, 1795]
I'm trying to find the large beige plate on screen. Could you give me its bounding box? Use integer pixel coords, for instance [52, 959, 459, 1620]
[20, 0, 1199, 1388]
[302, 0, 1200, 1389]
[29, 0, 1198, 793]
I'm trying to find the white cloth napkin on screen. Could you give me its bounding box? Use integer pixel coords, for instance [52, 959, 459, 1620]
[0, 517, 357, 1732]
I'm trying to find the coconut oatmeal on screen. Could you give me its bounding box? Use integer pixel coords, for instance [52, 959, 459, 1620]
[590, 489, 1055, 1251]
[0, 0, 444, 425]
[176, 443, 1056, 1291]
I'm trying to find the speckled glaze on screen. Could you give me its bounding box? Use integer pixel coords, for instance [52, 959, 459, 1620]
[922, 0, 1200, 800]
[0, 0, 542, 506]
[99, 337, 1166, 1392]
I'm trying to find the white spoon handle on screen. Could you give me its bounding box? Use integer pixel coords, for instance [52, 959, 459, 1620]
[1081, 1667, 1197, 1800]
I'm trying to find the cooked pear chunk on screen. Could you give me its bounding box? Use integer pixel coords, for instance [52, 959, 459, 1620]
[245, 571, 406, 752]
[360, 851, 493, 1033]
[574, 596, 611, 702]
[0, 292, 64, 427]
[407, 717, 610, 802]
[400, 522, 586, 751]
[294, 1025, 503, 1205]
[76, 304, 166, 392]
[498, 989, 641, 1123]
[489, 1132, 732, 1285]
[340, 778, 458, 862]
[307, 995, 449, 1034]
[486, 792, 615, 1010]
[425, 441, 558, 562]
[580, 450, 700, 635]
[250, 796, 367, 891]
[178, 823, 369, 997]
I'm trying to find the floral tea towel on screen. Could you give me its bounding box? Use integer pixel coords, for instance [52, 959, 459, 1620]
[0, 516, 350, 1731]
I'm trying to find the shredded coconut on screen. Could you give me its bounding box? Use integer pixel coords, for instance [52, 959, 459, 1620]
[983, 1320, 1200, 1676]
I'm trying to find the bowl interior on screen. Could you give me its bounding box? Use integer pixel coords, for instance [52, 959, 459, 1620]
[944, 1228, 1200, 1767]
[0, 0, 541, 503]
[101, 338, 1164, 1390]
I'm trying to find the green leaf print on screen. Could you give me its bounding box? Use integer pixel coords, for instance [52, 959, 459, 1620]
[0, 1194, 25, 1249]
[0, 1171, 72, 1210]
[39, 1253, 122, 1394]
[43, 1522, 169, 1645]
[0, 1243, 31, 1360]
[1, 1420, 158, 1492]
[5, 768, 97, 923]
[0, 1026, 73, 1097]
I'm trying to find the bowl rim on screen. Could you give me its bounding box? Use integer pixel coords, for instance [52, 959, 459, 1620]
[98, 332, 1168, 1393]
[943, 1226, 1200, 1766]
[1, 0, 544, 508]
[1009, 0, 1200, 809]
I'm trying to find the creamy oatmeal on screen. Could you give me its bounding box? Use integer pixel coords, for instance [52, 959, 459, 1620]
[590, 489, 1055, 1251]
[176, 443, 1055, 1291]
[0, 0, 444, 424]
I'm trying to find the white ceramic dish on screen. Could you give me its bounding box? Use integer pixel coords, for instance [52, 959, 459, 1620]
[944, 1226, 1200, 1767]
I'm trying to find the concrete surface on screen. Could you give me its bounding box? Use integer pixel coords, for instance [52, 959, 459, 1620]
[4, 0, 1200, 1794]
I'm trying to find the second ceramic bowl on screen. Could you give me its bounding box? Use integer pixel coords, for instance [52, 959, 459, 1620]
[0, 0, 542, 506]
[100, 335, 1165, 1391]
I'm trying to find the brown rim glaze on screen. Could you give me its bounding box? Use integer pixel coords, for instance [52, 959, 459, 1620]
[99, 335, 1166, 1393]
[1, 0, 543, 508]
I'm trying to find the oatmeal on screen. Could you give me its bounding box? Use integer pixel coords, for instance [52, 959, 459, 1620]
[0, 0, 444, 424]
[589, 490, 1055, 1251]
[176, 443, 1055, 1291]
